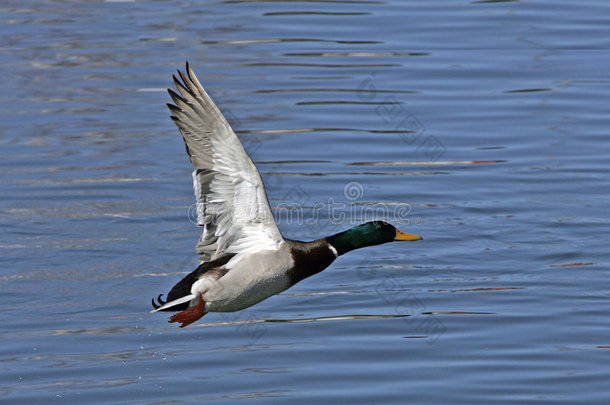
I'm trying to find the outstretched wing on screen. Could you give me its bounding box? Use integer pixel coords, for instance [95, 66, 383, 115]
[168, 62, 283, 261]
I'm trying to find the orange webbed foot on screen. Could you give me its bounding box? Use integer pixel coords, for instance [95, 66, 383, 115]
[168, 295, 207, 328]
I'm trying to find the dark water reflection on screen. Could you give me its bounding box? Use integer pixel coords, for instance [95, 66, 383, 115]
[1, 0, 610, 404]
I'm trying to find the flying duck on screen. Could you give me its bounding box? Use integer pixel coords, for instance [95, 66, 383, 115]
[151, 63, 422, 327]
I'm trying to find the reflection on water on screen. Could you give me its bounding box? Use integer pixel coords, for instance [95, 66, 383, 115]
[1, 0, 610, 404]
[193, 314, 409, 328]
[202, 38, 382, 45]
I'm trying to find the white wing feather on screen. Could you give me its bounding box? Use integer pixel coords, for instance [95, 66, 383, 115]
[168, 63, 284, 261]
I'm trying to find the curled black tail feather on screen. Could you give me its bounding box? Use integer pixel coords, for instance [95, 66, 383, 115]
[151, 294, 167, 310]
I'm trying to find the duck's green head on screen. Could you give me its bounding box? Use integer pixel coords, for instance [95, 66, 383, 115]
[327, 221, 422, 256]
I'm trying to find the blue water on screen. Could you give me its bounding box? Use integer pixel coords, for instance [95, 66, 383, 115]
[1, 0, 609, 403]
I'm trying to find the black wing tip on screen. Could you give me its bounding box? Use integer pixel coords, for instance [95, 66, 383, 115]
[172, 61, 191, 82]
[172, 74, 192, 96]
[167, 87, 183, 100]
[170, 61, 198, 97]
[186, 61, 196, 81]
[166, 102, 182, 114]
[177, 69, 190, 88]
[167, 89, 189, 108]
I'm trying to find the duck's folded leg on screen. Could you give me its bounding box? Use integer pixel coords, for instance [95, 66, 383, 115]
[168, 295, 207, 328]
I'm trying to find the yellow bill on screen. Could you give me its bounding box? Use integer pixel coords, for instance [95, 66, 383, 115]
[394, 229, 423, 241]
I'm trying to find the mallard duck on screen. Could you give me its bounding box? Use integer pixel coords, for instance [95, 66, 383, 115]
[151, 63, 422, 328]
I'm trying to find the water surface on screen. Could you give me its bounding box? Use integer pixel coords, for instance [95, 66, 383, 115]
[1, 0, 609, 403]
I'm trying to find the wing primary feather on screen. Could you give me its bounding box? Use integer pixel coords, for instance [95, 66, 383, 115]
[167, 102, 182, 115]
[167, 88, 188, 106]
[167, 62, 284, 260]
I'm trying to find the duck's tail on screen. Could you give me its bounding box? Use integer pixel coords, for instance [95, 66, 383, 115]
[150, 254, 233, 314]
[150, 294, 195, 313]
